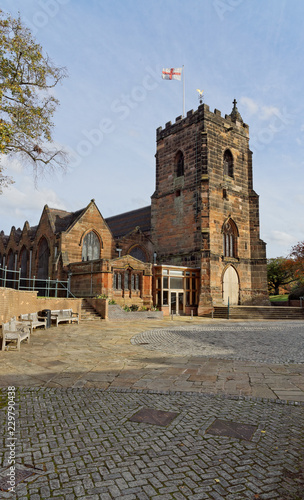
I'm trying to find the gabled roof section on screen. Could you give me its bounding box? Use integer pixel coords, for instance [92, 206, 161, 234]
[48, 206, 86, 234]
[105, 205, 151, 238]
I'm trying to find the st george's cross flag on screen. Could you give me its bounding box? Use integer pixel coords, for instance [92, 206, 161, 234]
[162, 68, 182, 80]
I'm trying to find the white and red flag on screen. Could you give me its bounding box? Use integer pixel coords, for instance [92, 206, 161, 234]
[162, 68, 182, 81]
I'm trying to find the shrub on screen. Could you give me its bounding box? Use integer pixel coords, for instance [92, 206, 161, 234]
[130, 304, 139, 311]
[96, 294, 108, 299]
[123, 305, 131, 312]
[108, 299, 116, 305]
[289, 286, 304, 300]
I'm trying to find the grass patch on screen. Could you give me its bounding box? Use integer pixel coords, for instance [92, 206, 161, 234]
[269, 294, 289, 302]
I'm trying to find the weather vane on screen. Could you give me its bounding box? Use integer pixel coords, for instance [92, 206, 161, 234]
[196, 88, 204, 104]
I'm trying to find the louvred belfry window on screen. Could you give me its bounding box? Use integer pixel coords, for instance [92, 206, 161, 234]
[224, 149, 234, 178]
[175, 150, 184, 177]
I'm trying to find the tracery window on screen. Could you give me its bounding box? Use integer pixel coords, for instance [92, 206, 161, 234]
[175, 150, 184, 177]
[82, 231, 100, 261]
[222, 219, 238, 258]
[224, 149, 234, 178]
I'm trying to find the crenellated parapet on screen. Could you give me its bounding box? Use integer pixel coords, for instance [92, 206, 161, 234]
[156, 102, 249, 142]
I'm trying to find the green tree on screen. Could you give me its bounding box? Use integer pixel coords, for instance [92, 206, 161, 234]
[267, 257, 295, 295]
[288, 241, 304, 285]
[0, 9, 67, 191]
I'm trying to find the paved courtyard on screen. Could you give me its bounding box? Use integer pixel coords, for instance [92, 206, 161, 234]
[1, 317, 304, 498]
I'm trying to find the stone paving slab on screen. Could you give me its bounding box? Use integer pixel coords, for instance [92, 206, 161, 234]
[1, 388, 303, 499]
[1, 318, 304, 402]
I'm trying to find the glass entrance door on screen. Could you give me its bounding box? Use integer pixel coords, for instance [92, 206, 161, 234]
[170, 291, 184, 315]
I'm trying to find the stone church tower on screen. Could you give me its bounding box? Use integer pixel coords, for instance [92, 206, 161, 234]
[151, 100, 269, 314]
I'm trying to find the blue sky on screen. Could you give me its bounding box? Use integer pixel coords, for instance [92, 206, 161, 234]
[0, 0, 303, 258]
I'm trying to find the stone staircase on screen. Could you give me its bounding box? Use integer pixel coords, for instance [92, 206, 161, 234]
[81, 299, 103, 321]
[211, 306, 304, 320]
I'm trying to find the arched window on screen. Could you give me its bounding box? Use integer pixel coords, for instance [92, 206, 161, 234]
[175, 150, 184, 177]
[37, 238, 49, 279]
[222, 219, 238, 258]
[82, 231, 100, 261]
[7, 250, 14, 288]
[128, 245, 147, 262]
[224, 149, 234, 178]
[20, 246, 28, 278]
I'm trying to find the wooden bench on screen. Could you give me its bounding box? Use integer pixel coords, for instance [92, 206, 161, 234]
[20, 312, 47, 333]
[51, 309, 79, 327]
[1, 319, 31, 351]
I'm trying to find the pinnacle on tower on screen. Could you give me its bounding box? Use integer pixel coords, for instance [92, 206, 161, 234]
[230, 98, 243, 123]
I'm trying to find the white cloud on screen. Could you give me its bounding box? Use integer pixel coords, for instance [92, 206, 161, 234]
[240, 96, 259, 115]
[0, 177, 67, 232]
[260, 106, 281, 121]
[269, 230, 295, 247]
[240, 98, 281, 122]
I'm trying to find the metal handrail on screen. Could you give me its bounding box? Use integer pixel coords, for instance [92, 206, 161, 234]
[0, 266, 75, 298]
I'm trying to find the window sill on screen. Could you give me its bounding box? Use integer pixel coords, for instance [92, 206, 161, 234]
[222, 256, 239, 263]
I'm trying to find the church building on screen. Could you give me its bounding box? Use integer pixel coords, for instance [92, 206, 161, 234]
[0, 100, 269, 315]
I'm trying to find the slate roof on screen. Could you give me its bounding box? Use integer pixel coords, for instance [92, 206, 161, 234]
[105, 206, 151, 238]
[48, 207, 85, 234]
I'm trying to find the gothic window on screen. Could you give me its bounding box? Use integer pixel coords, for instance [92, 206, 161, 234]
[222, 219, 238, 258]
[224, 149, 234, 178]
[37, 238, 49, 279]
[7, 250, 14, 288]
[7, 250, 14, 270]
[82, 231, 101, 261]
[175, 150, 184, 177]
[20, 246, 28, 278]
[128, 245, 147, 262]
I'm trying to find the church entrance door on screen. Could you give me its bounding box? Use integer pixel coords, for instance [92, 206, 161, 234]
[170, 291, 184, 315]
[223, 266, 239, 305]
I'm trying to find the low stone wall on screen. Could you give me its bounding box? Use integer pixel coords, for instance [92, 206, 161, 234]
[108, 304, 163, 321]
[0, 287, 82, 324]
[271, 300, 303, 307]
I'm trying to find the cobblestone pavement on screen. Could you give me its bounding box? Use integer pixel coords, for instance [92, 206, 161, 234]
[1, 318, 304, 498]
[1, 388, 304, 499]
[131, 322, 304, 364]
[1, 318, 304, 402]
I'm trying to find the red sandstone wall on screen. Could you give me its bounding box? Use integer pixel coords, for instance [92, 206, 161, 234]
[61, 203, 115, 263]
[0, 287, 82, 324]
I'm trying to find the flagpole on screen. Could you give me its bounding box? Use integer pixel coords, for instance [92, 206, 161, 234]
[182, 65, 185, 117]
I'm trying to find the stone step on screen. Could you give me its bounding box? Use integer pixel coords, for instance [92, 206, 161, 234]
[81, 299, 103, 321]
[211, 306, 304, 320]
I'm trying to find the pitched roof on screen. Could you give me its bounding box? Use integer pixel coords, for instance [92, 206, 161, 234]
[48, 207, 85, 234]
[105, 205, 151, 238]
